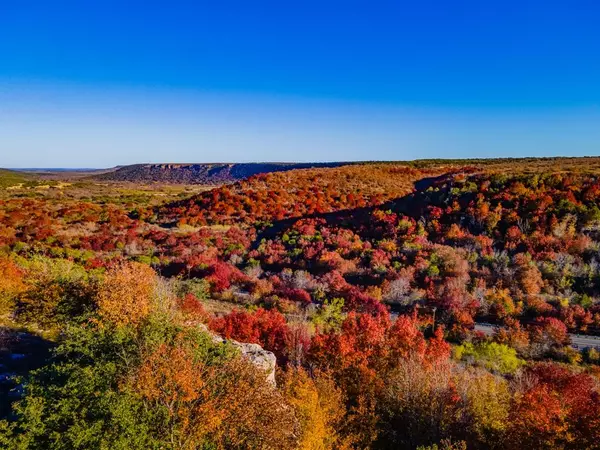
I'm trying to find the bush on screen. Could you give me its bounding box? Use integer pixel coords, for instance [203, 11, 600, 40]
[15, 256, 96, 328]
[96, 262, 157, 327]
[454, 342, 524, 375]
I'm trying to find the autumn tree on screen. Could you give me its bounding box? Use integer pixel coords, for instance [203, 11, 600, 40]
[130, 331, 299, 449]
[0, 256, 25, 315]
[210, 308, 291, 362]
[16, 256, 95, 328]
[282, 368, 350, 450]
[96, 261, 157, 327]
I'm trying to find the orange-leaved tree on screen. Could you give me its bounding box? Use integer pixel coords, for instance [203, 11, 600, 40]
[96, 261, 157, 326]
[128, 332, 299, 449]
[0, 256, 25, 315]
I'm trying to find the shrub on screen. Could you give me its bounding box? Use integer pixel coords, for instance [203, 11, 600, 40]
[454, 342, 524, 375]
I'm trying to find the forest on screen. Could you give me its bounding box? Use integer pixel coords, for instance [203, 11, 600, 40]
[0, 158, 600, 449]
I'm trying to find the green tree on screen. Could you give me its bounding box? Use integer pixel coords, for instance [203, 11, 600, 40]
[311, 298, 346, 331]
[454, 342, 524, 375]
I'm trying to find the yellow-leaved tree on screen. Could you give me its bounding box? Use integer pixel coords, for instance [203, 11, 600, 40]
[282, 368, 351, 450]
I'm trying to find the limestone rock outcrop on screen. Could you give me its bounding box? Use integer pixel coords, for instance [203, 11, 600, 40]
[199, 324, 277, 385]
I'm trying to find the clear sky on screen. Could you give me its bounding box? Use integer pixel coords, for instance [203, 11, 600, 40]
[1, 1, 600, 167]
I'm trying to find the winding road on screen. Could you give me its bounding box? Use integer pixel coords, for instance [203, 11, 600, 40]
[474, 323, 600, 349]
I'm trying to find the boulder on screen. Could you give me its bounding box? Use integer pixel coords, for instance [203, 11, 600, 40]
[198, 324, 277, 385]
[232, 341, 277, 385]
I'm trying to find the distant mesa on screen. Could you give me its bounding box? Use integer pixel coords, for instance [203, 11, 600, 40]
[93, 162, 348, 184]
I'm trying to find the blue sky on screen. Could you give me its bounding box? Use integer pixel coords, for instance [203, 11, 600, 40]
[1, 1, 599, 167]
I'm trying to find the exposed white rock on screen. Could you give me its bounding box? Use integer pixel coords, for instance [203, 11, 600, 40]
[232, 341, 277, 385]
[198, 324, 277, 385]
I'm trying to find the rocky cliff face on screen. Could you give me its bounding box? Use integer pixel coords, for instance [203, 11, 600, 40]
[94, 162, 346, 185]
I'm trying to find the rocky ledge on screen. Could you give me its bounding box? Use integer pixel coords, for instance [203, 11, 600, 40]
[199, 324, 277, 385]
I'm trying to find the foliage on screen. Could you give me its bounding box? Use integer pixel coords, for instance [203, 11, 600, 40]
[417, 441, 467, 450]
[0, 256, 25, 316]
[282, 368, 350, 450]
[158, 165, 447, 226]
[96, 262, 157, 327]
[209, 308, 293, 362]
[0, 316, 298, 449]
[311, 297, 346, 331]
[15, 256, 96, 328]
[3, 160, 600, 448]
[454, 342, 525, 375]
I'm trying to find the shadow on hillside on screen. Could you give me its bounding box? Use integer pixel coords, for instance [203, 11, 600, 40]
[0, 328, 55, 419]
[252, 172, 453, 248]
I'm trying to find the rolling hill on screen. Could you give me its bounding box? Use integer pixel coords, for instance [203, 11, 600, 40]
[0, 169, 35, 188]
[156, 163, 455, 226]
